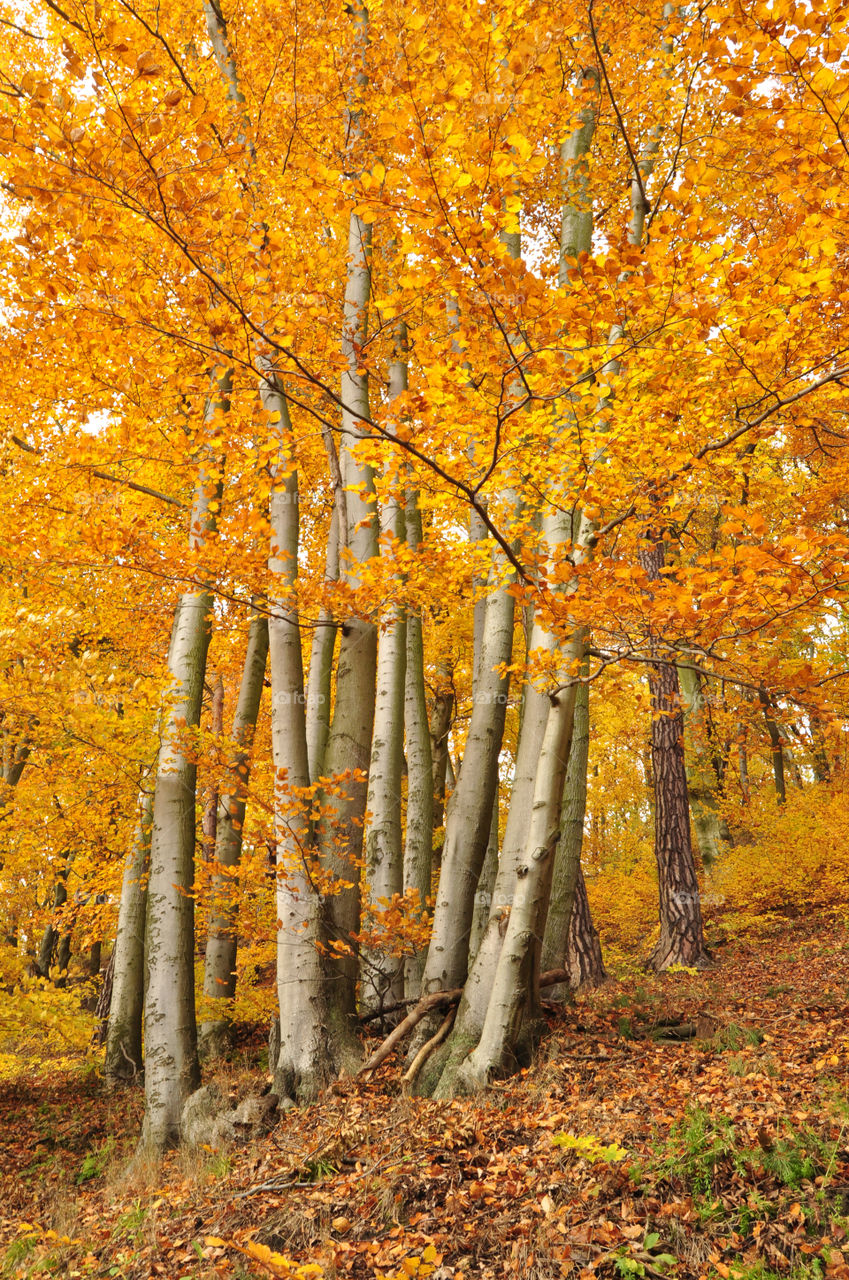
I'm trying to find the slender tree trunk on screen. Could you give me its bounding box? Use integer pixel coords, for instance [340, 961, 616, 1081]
[362, 329, 408, 1015]
[142, 380, 225, 1149]
[199, 611, 269, 1057]
[105, 792, 152, 1081]
[201, 673, 224, 864]
[759, 687, 787, 804]
[36, 868, 68, 979]
[262, 381, 339, 1100]
[640, 543, 710, 972]
[429, 665, 453, 873]
[403, 490, 433, 1000]
[542, 672, 605, 996]
[306, 507, 339, 783]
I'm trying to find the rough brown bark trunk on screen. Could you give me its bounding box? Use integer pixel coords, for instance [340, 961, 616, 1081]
[640, 541, 710, 972]
[565, 867, 606, 990]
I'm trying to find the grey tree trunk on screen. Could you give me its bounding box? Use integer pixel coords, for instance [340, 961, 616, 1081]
[542, 673, 605, 998]
[142, 381, 225, 1149]
[199, 611, 269, 1057]
[403, 490, 433, 1000]
[104, 791, 152, 1082]
[305, 507, 339, 783]
[362, 335, 408, 1016]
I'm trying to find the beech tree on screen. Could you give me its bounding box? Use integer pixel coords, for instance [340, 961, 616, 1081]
[1, 0, 848, 1142]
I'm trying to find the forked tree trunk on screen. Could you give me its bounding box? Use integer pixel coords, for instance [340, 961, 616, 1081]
[104, 790, 152, 1081]
[199, 611, 269, 1057]
[640, 543, 710, 972]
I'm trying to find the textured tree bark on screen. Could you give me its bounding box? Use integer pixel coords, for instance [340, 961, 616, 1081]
[104, 790, 152, 1082]
[678, 664, 733, 868]
[640, 543, 710, 973]
[199, 611, 269, 1057]
[565, 866, 606, 991]
[428, 664, 454, 874]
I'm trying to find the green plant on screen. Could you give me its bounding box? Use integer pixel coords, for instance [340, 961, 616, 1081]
[2, 1235, 36, 1277]
[76, 1135, 115, 1184]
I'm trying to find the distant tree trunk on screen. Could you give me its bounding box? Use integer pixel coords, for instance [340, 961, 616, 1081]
[640, 543, 710, 972]
[36, 870, 68, 979]
[199, 610, 269, 1057]
[201, 673, 224, 863]
[104, 791, 152, 1082]
[428, 664, 453, 874]
[678, 664, 733, 868]
[759, 687, 787, 804]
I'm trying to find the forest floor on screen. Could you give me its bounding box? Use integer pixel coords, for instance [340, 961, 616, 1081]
[3, 915, 849, 1280]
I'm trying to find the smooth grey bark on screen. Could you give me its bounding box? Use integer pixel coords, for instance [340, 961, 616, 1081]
[199, 611, 269, 1057]
[403, 490, 434, 1000]
[362, 331, 408, 1015]
[678, 664, 733, 868]
[305, 507, 339, 783]
[542, 671, 606, 995]
[142, 381, 224, 1150]
[469, 800, 498, 966]
[104, 790, 152, 1082]
[417, 557, 515, 1001]
[201, 674, 224, 864]
[312, 0, 379, 1049]
[261, 380, 337, 1100]
[416, 80, 601, 1097]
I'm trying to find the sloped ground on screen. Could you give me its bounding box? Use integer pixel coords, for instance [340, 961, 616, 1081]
[3, 915, 849, 1280]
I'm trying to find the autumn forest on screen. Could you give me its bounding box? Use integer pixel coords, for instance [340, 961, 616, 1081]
[1, 0, 849, 1275]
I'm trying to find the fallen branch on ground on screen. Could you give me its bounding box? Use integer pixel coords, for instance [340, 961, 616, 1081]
[359, 968, 572, 1078]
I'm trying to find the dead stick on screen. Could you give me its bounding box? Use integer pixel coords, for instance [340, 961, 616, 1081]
[402, 1007, 456, 1085]
[359, 968, 572, 1077]
[359, 988, 463, 1076]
